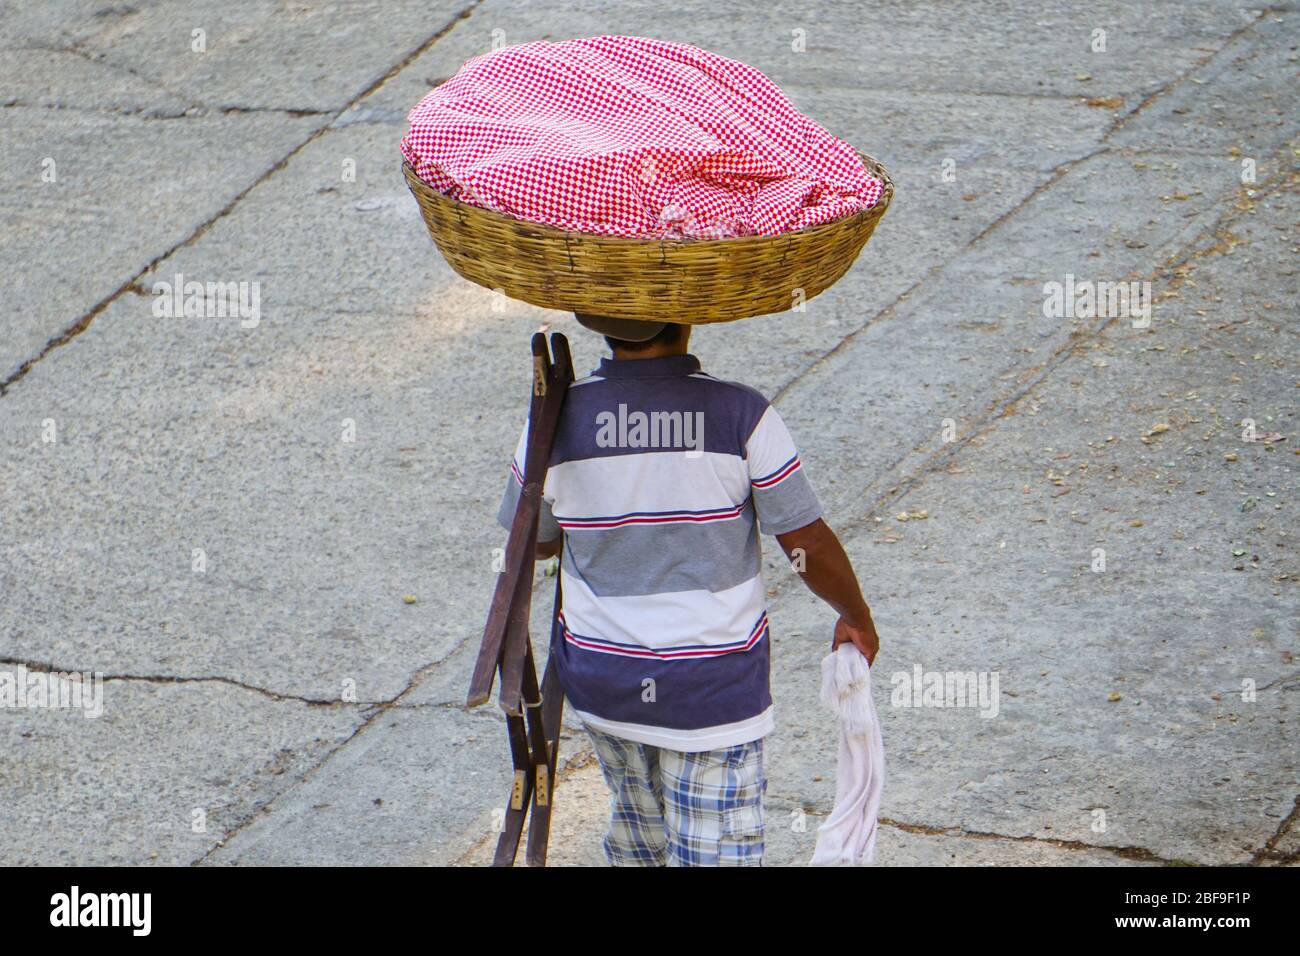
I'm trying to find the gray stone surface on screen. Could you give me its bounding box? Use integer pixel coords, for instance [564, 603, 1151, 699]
[2, 678, 363, 865]
[0, 106, 323, 379]
[0, 0, 1294, 867]
[209, 705, 517, 866]
[0, 0, 473, 380]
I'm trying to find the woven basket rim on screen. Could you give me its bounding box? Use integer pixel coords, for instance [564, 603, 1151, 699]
[401, 151, 893, 249]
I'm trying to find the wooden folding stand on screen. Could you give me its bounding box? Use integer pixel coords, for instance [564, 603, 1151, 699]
[467, 332, 573, 866]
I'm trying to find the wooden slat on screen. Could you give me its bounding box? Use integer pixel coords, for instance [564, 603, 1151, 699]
[476, 333, 575, 866]
[525, 574, 566, 867]
[524, 337, 573, 866]
[467, 334, 554, 705]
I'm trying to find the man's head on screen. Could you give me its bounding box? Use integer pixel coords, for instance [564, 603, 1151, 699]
[573, 313, 691, 357]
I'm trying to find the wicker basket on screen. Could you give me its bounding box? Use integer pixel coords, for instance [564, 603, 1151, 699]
[402, 153, 893, 324]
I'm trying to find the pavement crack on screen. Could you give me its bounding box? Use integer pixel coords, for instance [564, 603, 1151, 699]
[0, 655, 372, 708]
[878, 816, 1188, 865]
[1251, 671, 1300, 693]
[192, 606, 488, 863]
[764, 793, 1190, 863]
[1, 98, 334, 120]
[23, 41, 199, 109]
[214, 105, 333, 117]
[1249, 793, 1300, 866]
[0, 99, 192, 120]
[387, 698, 469, 711]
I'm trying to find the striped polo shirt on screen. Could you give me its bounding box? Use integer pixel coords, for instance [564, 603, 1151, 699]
[497, 353, 822, 752]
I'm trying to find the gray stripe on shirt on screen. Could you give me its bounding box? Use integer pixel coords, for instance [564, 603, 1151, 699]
[560, 507, 762, 597]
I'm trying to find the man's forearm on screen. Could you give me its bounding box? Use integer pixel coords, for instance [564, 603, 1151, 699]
[775, 518, 872, 624]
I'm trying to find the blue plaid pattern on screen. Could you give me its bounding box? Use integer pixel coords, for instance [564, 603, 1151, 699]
[583, 724, 767, 866]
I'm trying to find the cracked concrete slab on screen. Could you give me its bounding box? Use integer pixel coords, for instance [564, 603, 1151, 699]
[0, 674, 364, 865]
[204, 704, 579, 866]
[0, 279, 581, 702]
[1108, 11, 1298, 156]
[0, 0, 477, 382]
[0, 45, 191, 116]
[0, 106, 323, 379]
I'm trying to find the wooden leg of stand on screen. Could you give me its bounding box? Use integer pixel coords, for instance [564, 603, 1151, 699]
[525, 575, 566, 867]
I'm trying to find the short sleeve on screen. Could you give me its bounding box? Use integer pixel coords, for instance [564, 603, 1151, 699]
[496, 420, 561, 542]
[745, 405, 822, 535]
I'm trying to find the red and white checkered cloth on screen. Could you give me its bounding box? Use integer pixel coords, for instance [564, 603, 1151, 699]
[401, 36, 883, 240]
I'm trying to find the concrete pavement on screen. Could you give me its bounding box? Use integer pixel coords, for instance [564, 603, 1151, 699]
[0, 0, 1294, 866]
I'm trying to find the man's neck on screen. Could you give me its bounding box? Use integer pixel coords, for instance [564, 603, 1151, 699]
[610, 326, 693, 361]
[609, 344, 690, 361]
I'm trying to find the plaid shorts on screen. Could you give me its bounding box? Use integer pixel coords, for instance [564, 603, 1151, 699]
[583, 724, 767, 866]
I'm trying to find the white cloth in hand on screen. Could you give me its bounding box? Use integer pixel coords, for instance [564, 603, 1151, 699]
[810, 643, 885, 866]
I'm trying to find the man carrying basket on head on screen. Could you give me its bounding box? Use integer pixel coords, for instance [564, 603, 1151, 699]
[403, 35, 892, 867]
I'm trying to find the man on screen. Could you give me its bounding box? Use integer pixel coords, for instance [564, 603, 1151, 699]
[497, 313, 880, 866]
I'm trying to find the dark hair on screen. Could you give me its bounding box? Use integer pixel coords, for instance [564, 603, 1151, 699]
[605, 322, 687, 353]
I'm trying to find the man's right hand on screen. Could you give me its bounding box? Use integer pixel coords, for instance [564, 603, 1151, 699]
[833, 615, 879, 666]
